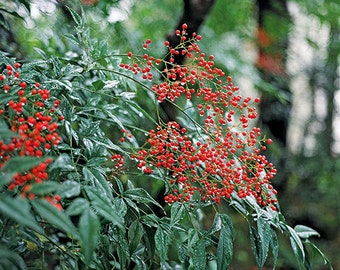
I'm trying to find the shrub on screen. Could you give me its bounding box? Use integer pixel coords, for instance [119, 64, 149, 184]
[0, 10, 332, 270]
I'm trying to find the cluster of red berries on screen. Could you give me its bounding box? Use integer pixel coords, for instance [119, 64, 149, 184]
[111, 153, 125, 175]
[0, 63, 63, 210]
[128, 24, 278, 211]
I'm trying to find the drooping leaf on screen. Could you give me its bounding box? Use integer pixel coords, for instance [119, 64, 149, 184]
[269, 227, 279, 268]
[192, 240, 206, 270]
[304, 240, 333, 269]
[287, 225, 305, 269]
[0, 195, 43, 234]
[90, 137, 125, 152]
[1, 156, 49, 173]
[83, 167, 112, 199]
[123, 188, 163, 210]
[170, 202, 186, 226]
[66, 6, 82, 26]
[31, 199, 78, 238]
[84, 186, 124, 227]
[57, 180, 81, 198]
[79, 208, 100, 264]
[294, 225, 320, 239]
[128, 220, 144, 253]
[155, 227, 170, 263]
[217, 214, 233, 270]
[113, 226, 130, 269]
[30, 182, 59, 196]
[257, 216, 271, 268]
[0, 246, 27, 270]
[66, 198, 89, 216]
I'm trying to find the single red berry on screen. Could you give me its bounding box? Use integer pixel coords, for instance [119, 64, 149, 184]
[20, 81, 27, 89]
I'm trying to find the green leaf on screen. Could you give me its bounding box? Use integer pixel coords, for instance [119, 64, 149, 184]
[30, 182, 59, 196]
[294, 225, 320, 239]
[83, 167, 113, 199]
[0, 156, 49, 173]
[63, 34, 80, 46]
[170, 202, 186, 226]
[90, 137, 125, 152]
[112, 226, 130, 269]
[0, 246, 27, 270]
[0, 172, 15, 186]
[269, 227, 279, 268]
[31, 199, 78, 238]
[57, 180, 81, 198]
[123, 98, 158, 125]
[192, 240, 206, 270]
[84, 186, 124, 227]
[79, 208, 100, 264]
[66, 6, 82, 26]
[0, 195, 43, 234]
[49, 154, 75, 171]
[155, 227, 170, 263]
[140, 214, 159, 228]
[304, 240, 333, 269]
[112, 198, 128, 217]
[287, 225, 305, 269]
[115, 177, 125, 194]
[257, 217, 271, 268]
[86, 157, 107, 167]
[128, 220, 144, 253]
[66, 198, 89, 216]
[123, 188, 163, 209]
[217, 215, 233, 270]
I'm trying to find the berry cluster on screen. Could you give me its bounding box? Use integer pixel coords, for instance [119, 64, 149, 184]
[0, 63, 63, 210]
[128, 24, 278, 210]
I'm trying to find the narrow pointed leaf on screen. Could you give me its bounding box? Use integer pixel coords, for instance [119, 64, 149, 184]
[294, 225, 320, 239]
[31, 199, 78, 238]
[84, 186, 124, 227]
[193, 240, 206, 270]
[170, 203, 186, 225]
[1, 156, 48, 173]
[155, 227, 170, 263]
[79, 208, 100, 264]
[123, 188, 163, 209]
[0, 195, 43, 234]
[217, 215, 233, 270]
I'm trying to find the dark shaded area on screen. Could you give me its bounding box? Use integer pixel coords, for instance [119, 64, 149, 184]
[256, 0, 291, 147]
[159, 0, 216, 122]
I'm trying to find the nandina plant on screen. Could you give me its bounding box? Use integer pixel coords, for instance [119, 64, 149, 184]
[0, 11, 332, 270]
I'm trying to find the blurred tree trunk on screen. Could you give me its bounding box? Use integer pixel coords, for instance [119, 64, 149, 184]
[255, 0, 292, 191]
[160, 0, 215, 122]
[255, 0, 291, 147]
[322, 25, 338, 157]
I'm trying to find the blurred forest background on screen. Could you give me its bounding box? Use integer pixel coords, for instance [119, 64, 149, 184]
[1, 0, 339, 268]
